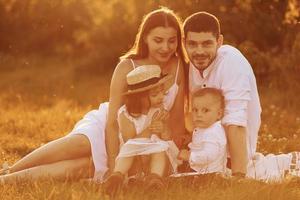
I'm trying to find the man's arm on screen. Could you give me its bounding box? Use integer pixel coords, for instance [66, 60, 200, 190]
[225, 125, 248, 175]
[220, 55, 253, 176]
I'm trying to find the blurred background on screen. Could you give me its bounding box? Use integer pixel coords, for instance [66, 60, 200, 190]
[0, 0, 300, 158]
[0, 0, 299, 105]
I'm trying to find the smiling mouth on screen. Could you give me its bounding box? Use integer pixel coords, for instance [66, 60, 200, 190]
[159, 53, 170, 58]
[194, 56, 207, 62]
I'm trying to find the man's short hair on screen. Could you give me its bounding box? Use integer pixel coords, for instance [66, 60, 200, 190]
[183, 12, 220, 39]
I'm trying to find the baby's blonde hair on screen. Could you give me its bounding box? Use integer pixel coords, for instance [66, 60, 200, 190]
[192, 88, 225, 116]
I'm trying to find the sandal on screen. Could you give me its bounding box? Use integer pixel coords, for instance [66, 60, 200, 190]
[103, 172, 125, 196]
[144, 173, 166, 192]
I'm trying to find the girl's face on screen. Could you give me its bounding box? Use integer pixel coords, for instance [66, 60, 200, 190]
[148, 85, 165, 108]
[192, 94, 223, 129]
[144, 26, 178, 64]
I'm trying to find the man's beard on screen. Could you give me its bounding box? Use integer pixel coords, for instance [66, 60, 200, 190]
[191, 52, 216, 70]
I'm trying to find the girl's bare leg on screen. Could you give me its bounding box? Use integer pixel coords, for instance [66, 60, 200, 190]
[150, 152, 166, 177]
[114, 157, 134, 174]
[1, 157, 94, 184]
[9, 135, 91, 173]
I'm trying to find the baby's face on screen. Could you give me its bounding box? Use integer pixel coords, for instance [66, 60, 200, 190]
[192, 94, 223, 128]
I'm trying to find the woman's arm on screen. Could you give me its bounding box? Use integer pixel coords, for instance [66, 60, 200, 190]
[105, 60, 133, 172]
[168, 59, 186, 146]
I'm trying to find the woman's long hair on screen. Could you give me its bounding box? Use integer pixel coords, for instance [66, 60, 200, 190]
[120, 7, 186, 63]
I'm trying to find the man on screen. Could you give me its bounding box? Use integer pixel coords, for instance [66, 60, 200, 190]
[183, 12, 261, 176]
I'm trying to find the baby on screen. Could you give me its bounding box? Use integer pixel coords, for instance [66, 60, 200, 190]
[178, 88, 227, 174]
[178, 87, 300, 182]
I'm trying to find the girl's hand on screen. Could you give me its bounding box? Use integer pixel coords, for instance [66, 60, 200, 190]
[149, 120, 165, 135]
[177, 149, 190, 161]
[161, 128, 171, 140]
[152, 109, 169, 121]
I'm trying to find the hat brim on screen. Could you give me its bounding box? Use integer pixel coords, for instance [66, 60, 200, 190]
[123, 74, 173, 96]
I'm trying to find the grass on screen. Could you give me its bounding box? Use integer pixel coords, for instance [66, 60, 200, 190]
[0, 55, 300, 199]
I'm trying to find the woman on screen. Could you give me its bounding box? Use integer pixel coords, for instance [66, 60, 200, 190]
[0, 7, 186, 184]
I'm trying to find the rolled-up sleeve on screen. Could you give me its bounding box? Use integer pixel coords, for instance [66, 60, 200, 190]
[222, 100, 248, 127]
[220, 56, 251, 127]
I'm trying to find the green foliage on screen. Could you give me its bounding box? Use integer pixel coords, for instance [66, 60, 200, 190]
[0, 0, 299, 78]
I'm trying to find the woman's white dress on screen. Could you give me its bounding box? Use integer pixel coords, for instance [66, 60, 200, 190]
[67, 59, 181, 181]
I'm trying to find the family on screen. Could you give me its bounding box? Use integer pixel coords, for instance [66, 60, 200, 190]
[1, 7, 299, 191]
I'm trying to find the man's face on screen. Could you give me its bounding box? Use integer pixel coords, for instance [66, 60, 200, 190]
[185, 32, 222, 71]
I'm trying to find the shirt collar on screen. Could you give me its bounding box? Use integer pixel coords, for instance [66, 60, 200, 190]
[193, 121, 221, 133]
[190, 58, 216, 79]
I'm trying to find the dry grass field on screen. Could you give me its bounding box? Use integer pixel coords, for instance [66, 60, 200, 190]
[0, 56, 300, 199]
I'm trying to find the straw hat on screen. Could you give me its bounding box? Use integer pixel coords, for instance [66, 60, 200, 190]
[124, 65, 173, 95]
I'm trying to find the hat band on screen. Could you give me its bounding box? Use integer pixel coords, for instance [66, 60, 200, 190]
[127, 75, 166, 91]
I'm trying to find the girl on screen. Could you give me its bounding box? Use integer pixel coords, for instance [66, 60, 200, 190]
[104, 65, 181, 194]
[0, 7, 186, 183]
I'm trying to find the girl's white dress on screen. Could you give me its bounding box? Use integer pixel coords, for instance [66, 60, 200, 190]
[116, 105, 182, 173]
[67, 59, 181, 181]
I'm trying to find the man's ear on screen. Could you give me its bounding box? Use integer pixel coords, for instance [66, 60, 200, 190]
[217, 34, 223, 48]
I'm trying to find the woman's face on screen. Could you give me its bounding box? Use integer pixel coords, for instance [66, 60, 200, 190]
[144, 26, 178, 64]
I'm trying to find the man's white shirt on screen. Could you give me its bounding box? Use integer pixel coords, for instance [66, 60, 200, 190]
[189, 45, 262, 158]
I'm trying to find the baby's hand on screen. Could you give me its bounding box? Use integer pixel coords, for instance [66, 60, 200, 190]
[177, 149, 190, 161]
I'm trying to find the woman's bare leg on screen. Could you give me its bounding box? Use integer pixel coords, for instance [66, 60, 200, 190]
[10, 134, 91, 173]
[1, 157, 94, 184]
